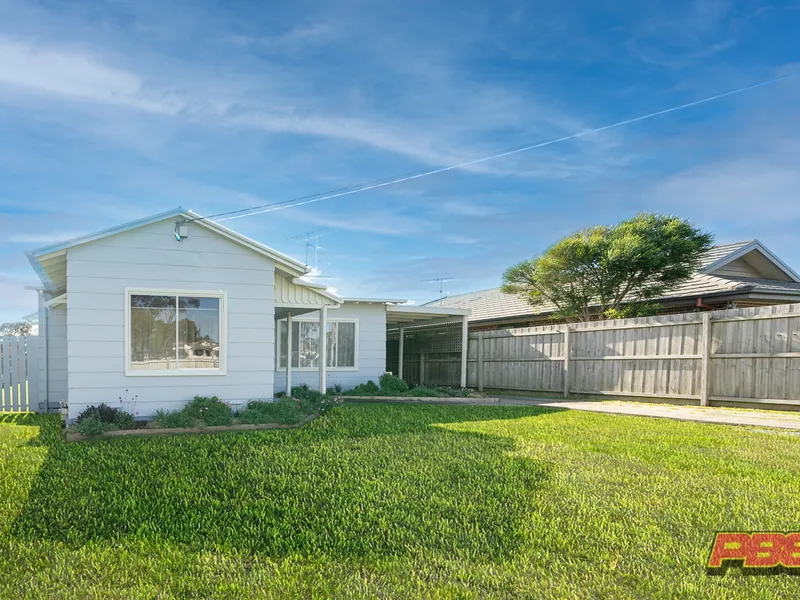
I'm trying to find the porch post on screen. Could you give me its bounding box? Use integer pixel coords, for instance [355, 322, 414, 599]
[319, 305, 328, 392]
[460, 315, 469, 388]
[286, 311, 293, 396]
[398, 324, 405, 380]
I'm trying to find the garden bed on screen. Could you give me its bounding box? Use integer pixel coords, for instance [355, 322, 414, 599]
[66, 393, 336, 441]
[64, 413, 318, 442]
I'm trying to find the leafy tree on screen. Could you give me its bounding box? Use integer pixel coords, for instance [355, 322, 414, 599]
[501, 213, 714, 322]
[0, 320, 35, 336]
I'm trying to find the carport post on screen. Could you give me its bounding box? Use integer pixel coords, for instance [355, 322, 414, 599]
[319, 306, 328, 392]
[398, 324, 404, 380]
[563, 325, 571, 398]
[460, 315, 469, 388]
[286, 312, 293, 395]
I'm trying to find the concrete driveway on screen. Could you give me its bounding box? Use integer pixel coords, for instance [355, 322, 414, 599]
[495, 396, 800, 431]
[350, 396, 800, 430]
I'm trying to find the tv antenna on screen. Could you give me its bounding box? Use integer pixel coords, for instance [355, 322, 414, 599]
[289, 229, 330, 269]
[424, 277, 455, 302]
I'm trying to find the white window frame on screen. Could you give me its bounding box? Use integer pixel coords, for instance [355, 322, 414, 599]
[277, 317, 359, 372]
[124, 288, 228, 377]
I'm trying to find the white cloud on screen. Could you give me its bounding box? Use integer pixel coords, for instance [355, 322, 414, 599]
[0, 37, 183, 113]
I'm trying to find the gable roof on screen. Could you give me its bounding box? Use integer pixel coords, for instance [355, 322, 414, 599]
[698, 240, 800, 281]
[26, 207, 313, 294]
[429, 241, 800, 323]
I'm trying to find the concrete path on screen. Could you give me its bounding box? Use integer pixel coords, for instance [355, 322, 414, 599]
[351, 396, 800, 430]
[496, 397, 800, 431]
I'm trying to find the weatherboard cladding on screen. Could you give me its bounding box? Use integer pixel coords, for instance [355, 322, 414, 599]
[65, 218, 277, 420]
[432, 242, 800, 323]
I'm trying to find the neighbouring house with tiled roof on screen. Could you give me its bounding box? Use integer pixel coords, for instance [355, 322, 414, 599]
[427, 240, 800, 330]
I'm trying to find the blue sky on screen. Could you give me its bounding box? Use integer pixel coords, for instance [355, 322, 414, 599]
[1, 0, 800, 322]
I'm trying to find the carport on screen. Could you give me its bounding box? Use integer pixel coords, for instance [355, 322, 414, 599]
[385, 304, 471, 388]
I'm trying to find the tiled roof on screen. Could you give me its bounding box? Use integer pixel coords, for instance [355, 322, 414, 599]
[697, 241, 753, 268]
[428, 242, 800, 322]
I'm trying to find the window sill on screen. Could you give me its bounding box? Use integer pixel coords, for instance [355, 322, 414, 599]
[125, 369, 228, 377]
[277, 367, 359, 372]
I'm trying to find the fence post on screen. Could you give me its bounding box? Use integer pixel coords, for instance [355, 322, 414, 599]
[420, 353, 425, 386]
[477, 331, 484, 392]
[700, 312, 712, 407]
[563, 325, 571, 398]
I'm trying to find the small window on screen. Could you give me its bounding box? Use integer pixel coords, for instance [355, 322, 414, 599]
[279, 319, 357, 370]
[126, 290, 225, 375]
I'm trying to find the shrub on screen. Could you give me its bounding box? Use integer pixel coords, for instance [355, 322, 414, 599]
[291, 385, 326, 404]
[270, 397, 306, 424]
[182, 396, 233, 426]
[152, 409, 194, 429]
[114, 411, 136, 430]
[348, 380, 380, 396]
[328, 383, 344, 395]
[379, 373, 408, 395]
[77, 403, 120, 424]
[76, 416, 109, 436]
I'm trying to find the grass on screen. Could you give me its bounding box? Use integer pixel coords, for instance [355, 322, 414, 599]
[2, 406, 800, 598]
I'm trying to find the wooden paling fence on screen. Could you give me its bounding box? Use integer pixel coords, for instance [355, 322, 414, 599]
[0, 336, 41, 413]
[403, 303, 800, 408]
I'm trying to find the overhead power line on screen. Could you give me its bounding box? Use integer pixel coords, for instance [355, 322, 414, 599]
[179, 71, 799, 228]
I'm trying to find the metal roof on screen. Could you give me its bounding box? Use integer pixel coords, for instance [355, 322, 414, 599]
[429, 241, 800, 323]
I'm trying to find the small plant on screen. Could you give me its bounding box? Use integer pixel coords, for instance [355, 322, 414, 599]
[406, 386, 443, 397]
[318, 395, 344, 415]
[349, 380, 380, 396]
[328, 383, 344, 395]
[290, 385, 326, 404]
[152, 409, 194, 429]
[77, 403, 119, 424]
[379, 373, 408, 394]
[182, 396, 233, 426]
[76, 403, 136, 430]
[75, 416, 109, 437]
[114, 411, 136, 429]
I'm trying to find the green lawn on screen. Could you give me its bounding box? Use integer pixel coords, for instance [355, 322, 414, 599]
[2, 405, 800, 599]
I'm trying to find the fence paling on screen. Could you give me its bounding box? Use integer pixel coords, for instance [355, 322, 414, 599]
[395, 302, 800, 408]
[0, 335, 40, 413]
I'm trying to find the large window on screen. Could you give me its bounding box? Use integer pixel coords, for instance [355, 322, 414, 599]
[126, 290, 226, 375]
[279, 319, 357, 370]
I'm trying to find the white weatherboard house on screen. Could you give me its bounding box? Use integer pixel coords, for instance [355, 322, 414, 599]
[26, 208, 470, 421]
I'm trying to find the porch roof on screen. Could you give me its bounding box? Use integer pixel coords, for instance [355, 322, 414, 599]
[386, 304, 471, 327]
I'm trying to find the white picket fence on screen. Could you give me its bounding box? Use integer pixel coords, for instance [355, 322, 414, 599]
[0, 336, 42, 413]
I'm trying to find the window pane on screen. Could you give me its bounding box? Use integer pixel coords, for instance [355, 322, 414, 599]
[326, 322, 337, 368]
[298, 321, 319, 368]
[279, 321, 288, 368]
[279, 321, 301, 369]
[130, 295, 177, 371]
[291, 322, 299, 368]
[178, 297, 220, 369]
[337, 322, 356, 367]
